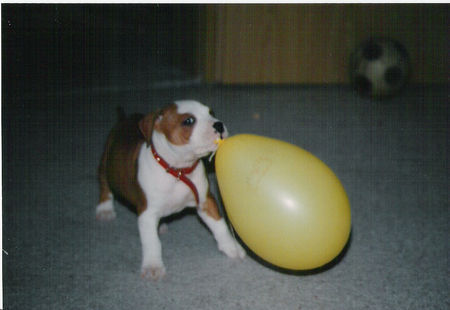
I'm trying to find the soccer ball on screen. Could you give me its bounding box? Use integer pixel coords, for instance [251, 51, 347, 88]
[349, 38, 410, 98]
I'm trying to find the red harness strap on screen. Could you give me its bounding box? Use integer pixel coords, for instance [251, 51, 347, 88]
[150, 141, 200, 205]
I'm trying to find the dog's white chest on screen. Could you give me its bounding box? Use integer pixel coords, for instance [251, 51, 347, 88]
[137, 144, 206, 217]
[158, 180, 197, 214]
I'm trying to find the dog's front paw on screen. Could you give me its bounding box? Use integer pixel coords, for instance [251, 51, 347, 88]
[219, 239, 246, 260]
[95, 200, 116, 221]
[141, 263, 166, 281]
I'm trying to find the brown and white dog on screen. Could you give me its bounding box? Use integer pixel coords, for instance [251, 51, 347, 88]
[96, 100, 245, 280]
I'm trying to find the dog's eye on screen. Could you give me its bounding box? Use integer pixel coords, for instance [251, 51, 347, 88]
[182, 116, 196, 126]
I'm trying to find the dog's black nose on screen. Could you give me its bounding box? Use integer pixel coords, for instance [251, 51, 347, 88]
[213, 121, 225, 134]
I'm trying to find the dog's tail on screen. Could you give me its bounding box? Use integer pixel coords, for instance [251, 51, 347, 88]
[116, 106, 126, 122]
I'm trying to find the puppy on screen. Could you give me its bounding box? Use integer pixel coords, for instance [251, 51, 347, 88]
[96, 100, 246, 280]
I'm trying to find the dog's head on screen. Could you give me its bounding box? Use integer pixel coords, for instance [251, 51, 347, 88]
[139, 100, 228, 159]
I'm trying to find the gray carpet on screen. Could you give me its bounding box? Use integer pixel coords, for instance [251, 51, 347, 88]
[3, 83, 448, 309]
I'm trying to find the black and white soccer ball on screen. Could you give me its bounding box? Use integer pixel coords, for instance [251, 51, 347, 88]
[350, 38, 410, 98]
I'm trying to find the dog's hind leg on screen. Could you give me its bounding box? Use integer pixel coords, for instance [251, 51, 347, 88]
[95, 147, 116, 221]
[96, 189, 116, 221]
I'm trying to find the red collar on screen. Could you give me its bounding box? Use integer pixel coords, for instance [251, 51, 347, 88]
[150, 141, 200, 205]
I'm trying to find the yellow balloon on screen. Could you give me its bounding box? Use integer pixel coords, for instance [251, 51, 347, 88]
[215, 134, 351, 270]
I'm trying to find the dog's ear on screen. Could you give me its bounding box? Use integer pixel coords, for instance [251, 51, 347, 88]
[139, 104, 176, 144]
[138, 112, 160, 144]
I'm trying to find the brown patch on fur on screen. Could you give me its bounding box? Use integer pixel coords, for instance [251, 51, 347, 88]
[201, 192, 222, 221]
[98, 114, 149, 215]
[154, 104, 194, 145]
[138, 111, 159, 145]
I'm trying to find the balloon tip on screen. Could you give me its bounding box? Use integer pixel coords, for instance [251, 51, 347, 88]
[214, 138, 225, 148]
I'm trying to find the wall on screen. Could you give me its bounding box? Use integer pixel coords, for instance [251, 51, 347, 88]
[3, 4, 201, 91]
[203, 4, 448, 84]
